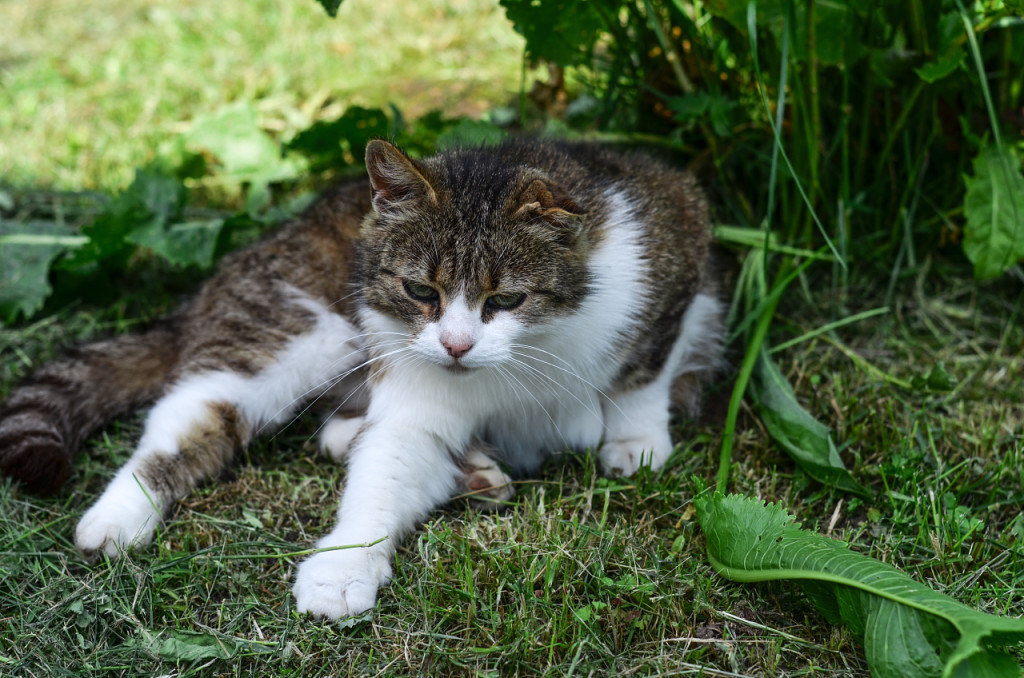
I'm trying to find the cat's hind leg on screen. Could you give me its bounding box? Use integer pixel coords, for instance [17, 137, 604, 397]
[600, 292, 723, 476]
[457, 438, 514, 506]
[76, 298, 366, 560]
[75, 374, 250, 559]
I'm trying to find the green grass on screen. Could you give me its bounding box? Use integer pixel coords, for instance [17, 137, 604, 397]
[1, 270, 1022, 675]
[0, 0, 523, 191]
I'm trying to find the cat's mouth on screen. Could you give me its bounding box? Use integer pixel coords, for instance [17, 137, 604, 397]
[445, 362, 473, 375]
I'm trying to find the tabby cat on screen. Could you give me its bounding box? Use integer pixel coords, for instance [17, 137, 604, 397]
[0, 139, 724, 619]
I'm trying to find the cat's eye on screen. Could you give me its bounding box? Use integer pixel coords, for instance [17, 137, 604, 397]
[403, 281, 439, 303]
[486, 292, 527, 310]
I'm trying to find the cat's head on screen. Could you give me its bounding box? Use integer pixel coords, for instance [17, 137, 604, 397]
[355, 139, 594, 373]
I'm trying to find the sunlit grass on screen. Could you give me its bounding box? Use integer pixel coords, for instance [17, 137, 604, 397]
[0, 0, 524, 190]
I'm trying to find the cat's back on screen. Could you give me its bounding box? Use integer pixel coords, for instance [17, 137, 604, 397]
[205, 178, 372, 309]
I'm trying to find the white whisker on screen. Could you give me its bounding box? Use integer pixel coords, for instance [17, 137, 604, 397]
[505, 355, 601, 421]
[265, 343, 412, 437]
[509, 344, 631, 423]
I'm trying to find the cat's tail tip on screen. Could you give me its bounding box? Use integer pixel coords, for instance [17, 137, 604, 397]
[0, 425, 72, 495]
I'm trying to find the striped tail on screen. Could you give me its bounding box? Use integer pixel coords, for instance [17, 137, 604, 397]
[0, 322, 180, 494]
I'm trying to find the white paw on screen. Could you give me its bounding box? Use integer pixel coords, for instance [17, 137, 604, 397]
[75, 480, 162, 561]
[293, 547, 391, 619]
[319, 416, 365, 463]
[599, 429, 673, 476]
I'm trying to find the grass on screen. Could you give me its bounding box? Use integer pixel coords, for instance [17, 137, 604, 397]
[0, 0, 523, 191]
[2, 0, 1024, 675]
[1, 263, 1022, 675]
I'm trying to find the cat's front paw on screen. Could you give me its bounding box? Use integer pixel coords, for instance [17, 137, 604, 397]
[293, 547, 391, 619]
[599, 430, 673, 476]
[75, 488, 162, 561]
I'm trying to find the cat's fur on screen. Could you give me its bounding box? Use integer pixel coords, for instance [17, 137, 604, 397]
[0, 139, 724, 619]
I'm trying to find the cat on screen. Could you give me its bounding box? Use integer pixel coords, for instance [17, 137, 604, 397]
[0, 138, 724, 619]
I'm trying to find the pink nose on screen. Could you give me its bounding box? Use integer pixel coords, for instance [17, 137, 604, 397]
[442, 339, 473, 359]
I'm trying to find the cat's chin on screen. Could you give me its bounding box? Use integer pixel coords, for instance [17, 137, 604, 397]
[443, 362, 474, 375]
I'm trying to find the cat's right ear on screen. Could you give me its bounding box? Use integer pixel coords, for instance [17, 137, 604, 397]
[365, 140, 437, 213]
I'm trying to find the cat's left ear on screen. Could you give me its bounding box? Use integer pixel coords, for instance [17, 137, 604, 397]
[365, 139, 437, 213]
[512, 178, 585, 226]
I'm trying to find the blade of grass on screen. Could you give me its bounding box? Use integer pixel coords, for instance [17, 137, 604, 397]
[768, 306, 890, 354]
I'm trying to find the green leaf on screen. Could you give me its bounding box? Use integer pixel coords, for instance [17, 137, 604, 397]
[910, 363, 957, 393]
[695, 492, 1024, 678]
[915, 50, 965, 83]
[185, 103, 301, 210]
[704, 0, 865, 66]
[314, 0, 343, 18]
[962, 146, 1024, 280]
[148, 630, 273, 661]
[499, 0, 605, 67]
[288, 106, 391, 171]
[126, 219, 224, 269]
[0, 221, 86, 322]
[61, 167, 187, 273]
[573, 601, 606, 623]
[749, 349, 868, 497]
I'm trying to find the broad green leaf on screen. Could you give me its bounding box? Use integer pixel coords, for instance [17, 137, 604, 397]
[916, 14, 967, 83]
[61, 167, 186, 274]
[126, 219, 224, 269]
[185, 103, 301, 211]
[62, 167, 187, 274]
[910, 363, 957, 393]
[749, 349, 868, 497]
[288, 106, 390, 171]
[962, 146, 1024, 280]
[0, 221, 86, 322]
[499, 0, 605, 67]
[695, 492, 1024, 678]
[147, 630, 273, 661]
[915, 51, 965, 83]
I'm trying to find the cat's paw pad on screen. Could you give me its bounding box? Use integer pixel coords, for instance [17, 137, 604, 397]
[599, 431, 673, 476]
[293, 548, 391, 619]
[460, 464, 515, 508]
[75, 496, 161, 562]
[319, 416, 365, 464]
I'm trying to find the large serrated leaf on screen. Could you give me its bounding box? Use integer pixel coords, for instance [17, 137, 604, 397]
[0, 221, 87, 322]
[962, 146, 1024, 280]
[288, 106, 390, 171]
[185, 102, 302, 211]
[695, 492, 1024, 678]
[499, 0, 605, 67]
[126, 219, 224, 269]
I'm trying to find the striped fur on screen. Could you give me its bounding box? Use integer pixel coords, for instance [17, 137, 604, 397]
[0, 324, 179, 494]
